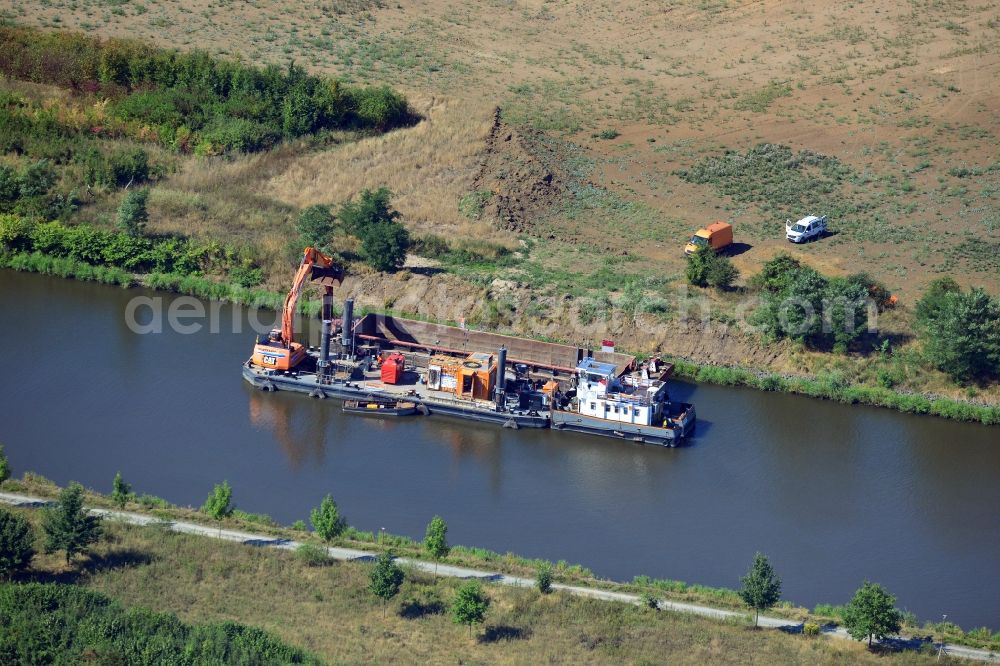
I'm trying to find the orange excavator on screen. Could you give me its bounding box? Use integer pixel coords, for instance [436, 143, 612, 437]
[251, 247, 344, 371]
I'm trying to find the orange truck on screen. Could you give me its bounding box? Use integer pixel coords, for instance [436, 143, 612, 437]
[684, 221, 733, 255]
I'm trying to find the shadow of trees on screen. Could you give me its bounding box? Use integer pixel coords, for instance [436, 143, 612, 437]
[398, 598, 446, 619]
[15, 549, 155, 585]
[478, 624, 532, 643]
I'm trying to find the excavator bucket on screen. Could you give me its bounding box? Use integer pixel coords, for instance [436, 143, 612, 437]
[310, 265, 344, 287]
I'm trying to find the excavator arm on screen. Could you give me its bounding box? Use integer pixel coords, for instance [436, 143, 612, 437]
[251, 246, 343, 371]
[280, 247, 344, 347]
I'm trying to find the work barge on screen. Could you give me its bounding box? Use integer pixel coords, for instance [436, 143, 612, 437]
[244, 300, 696, 446]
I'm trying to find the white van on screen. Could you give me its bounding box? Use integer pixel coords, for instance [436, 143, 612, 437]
[785, 215, 827, 243]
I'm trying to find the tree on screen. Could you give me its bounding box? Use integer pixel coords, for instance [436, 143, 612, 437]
[296, 204, 334, 248]
[42, 482, 102, 564]
[738, 552, 782, 628]
[685, 244, 713, 287]
[0, 444, 9, 485]
[918, 287, 1000, 382]
[451, 580, 490, 637]
[337, 187, 399, 236]
[686, 245, 738, 290]
[337, 188, 409, 272]
[202, 480, 234, 533]
[751, 253, 802, 293]
[536, 562, 553, 594]
[0, 508, 34, 579]
[111, 472, 132, 510]
[368, 550, 404, 618]
[915, 277, 961, 326]
[359, 221, 409, 272]
[424, 515, 449, 572]
[706, 254, 739, 289]
[116, 188, 149, 237]
[19, 160, 56, 198]
[824, 275, 871, 352]
[842, 581, 903, 648]
[0, 165, 19, 203]
[309, 494, 347, 542]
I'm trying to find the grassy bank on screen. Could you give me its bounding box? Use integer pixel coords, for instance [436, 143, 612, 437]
[668, 360, 1000, 426]
[3, 473, 998, 655]
[1, 499, 963, 665]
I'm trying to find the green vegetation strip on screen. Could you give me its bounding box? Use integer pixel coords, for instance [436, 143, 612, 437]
[0, 583, 320, 664]
[0, 25, 411, 156]
[668, 360, 1000, 426]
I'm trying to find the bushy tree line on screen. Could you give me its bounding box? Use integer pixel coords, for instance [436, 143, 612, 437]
[1, 92, 152, 186]
[0, 214, 254, 277]
[750, 253, 885, 352]
[296, 187, 410, 272]
[915, 277, 1000, 382]
[0, 26, 412, 155]
[0, 159, 78, 221]
[0, 583, 321, 664]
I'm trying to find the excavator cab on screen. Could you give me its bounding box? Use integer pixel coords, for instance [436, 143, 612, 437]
[250, 248, 343, 372]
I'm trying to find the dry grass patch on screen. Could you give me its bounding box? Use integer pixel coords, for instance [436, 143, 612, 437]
[265, 96, 502, 239]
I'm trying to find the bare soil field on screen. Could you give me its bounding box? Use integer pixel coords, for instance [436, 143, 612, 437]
[5, 0, 999, 391]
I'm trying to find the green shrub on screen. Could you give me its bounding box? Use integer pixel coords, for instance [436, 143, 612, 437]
[0, 582, 322, 664]
[536, 562, 553, 594]
[296, 204, 334, 248]
[136, 494, 171, 509]
[345, 85, 410, 130]
[231, 266, 264, 288]
[359, 220, 409, 273]
[231, 510, 277, 527]
[80, 146, 149, 188]
[0, 214, 33, 251]
[639, 591, 659, 610]
[116, 189, 149, 237]
[803, 622, 821, 636]
[198, 116, 280, 153]
[295, 543, 332, 567]
[706, 254, 738, 289]
[916, 282, 1000, 382]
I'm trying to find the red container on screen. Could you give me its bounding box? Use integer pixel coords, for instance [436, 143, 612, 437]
[381, 352, 406, 384]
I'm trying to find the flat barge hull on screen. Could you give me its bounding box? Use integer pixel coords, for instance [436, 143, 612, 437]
[242, 364, 548, 428]
[550, 407, 696, 447]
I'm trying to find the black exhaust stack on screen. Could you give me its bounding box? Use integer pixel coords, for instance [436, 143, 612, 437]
[317, 291, 333, 380]
[495, 346, 507, 411]
[341, 297, 354, 357]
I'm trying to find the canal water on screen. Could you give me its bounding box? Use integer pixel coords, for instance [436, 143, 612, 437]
[1, 270, 997, 628]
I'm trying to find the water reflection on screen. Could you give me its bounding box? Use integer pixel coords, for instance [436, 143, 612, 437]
[247, 388, 330, 469]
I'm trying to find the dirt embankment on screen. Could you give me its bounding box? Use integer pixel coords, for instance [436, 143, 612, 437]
[472, 108, 565, 234]
[333, 271, 791, 370]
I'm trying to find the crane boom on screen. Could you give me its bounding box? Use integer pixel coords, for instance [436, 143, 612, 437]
[251, 247, 343, 371]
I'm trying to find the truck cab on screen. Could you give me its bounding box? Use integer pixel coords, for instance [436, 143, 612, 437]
[685, 221, 733, 255]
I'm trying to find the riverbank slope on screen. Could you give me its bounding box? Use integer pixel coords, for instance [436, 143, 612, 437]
[2, 474, 997, 659]
[1, 487, 987, 665]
